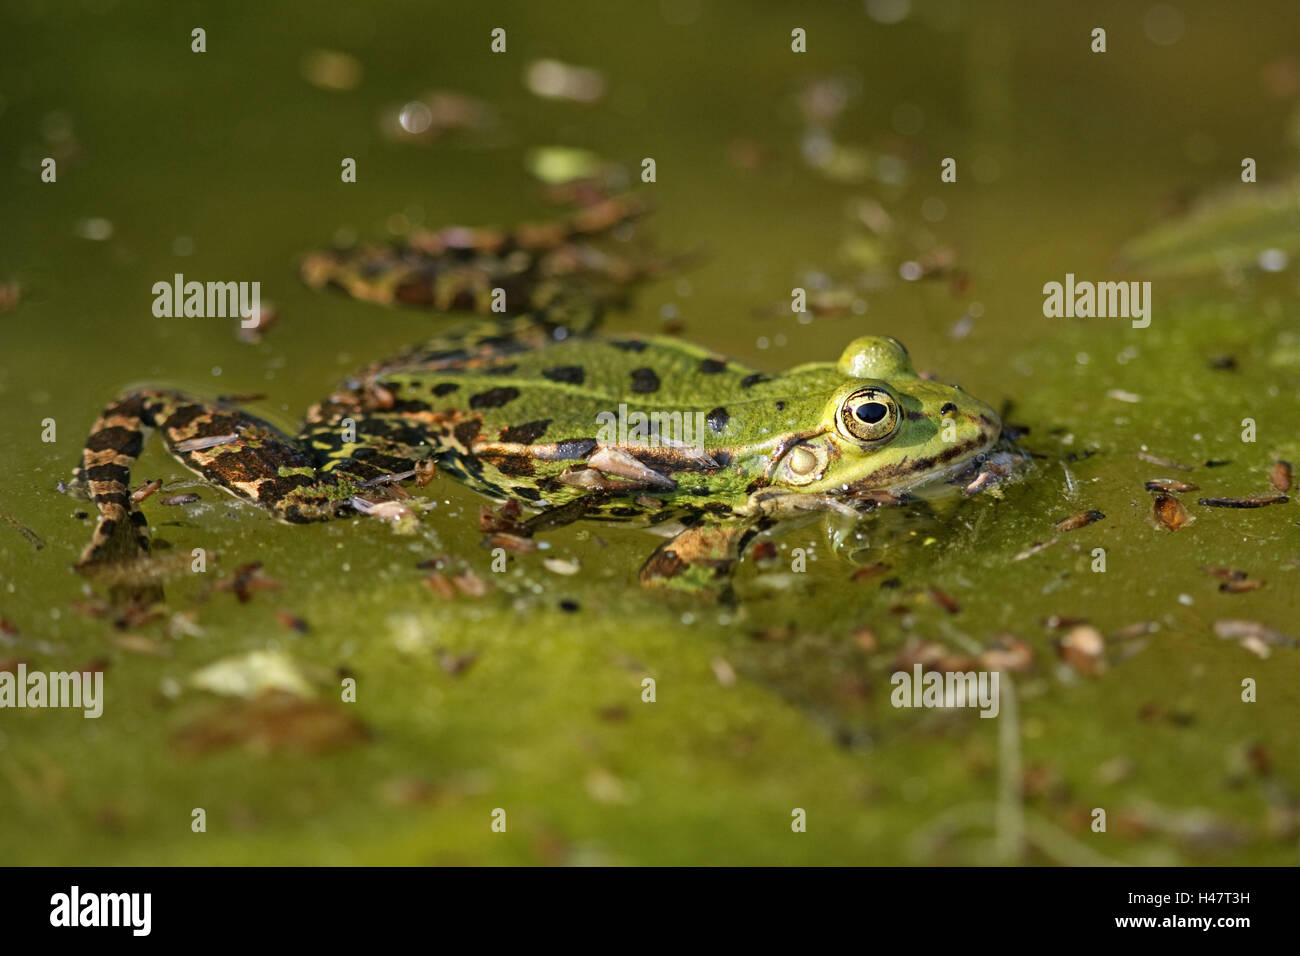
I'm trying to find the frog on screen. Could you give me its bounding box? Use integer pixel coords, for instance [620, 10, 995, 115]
[72, 196, 1002, 593]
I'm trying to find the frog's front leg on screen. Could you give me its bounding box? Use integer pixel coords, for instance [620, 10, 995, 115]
[74, 389, 368, 566]
[638, 514, 769, 593]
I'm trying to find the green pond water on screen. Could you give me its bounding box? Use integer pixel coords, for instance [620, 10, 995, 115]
[1, 0, 1298, 864]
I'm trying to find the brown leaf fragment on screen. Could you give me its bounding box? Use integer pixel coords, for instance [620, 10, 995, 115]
[423, 573, 456, 599]
[214, 562, 281, 603]
[1144, 478, 1199, 493]
[1198, 494, 1289, 508]
[274, 609, 310, 634]
[929, 586, 961, 614]
[479, 499, 524, 534]
[1055, 625, 1107, 675]
[1270, 460, 1293, 492]
[173, 690, 370, 756]
[1153, 492, 1192, 529]
[1052, 509, 1105, 532]
[485, 532, 536, 553]
[130, 479, 163, 503]
[451, 570, 488, 597]
[1219, 578, 1265, 593]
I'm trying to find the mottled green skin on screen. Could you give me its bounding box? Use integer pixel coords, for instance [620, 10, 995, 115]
[73, 198, 1001, 591]
[334, 318, 1002, 519]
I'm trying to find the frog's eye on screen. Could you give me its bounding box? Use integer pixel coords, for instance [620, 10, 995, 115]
[838, 387, 901, 444]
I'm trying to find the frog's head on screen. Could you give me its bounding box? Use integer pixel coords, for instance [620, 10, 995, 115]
[772, 336, 1001, 495]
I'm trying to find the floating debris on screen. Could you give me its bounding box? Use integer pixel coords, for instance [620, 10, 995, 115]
[1198, 494, 1289, 508]
[173, 690, 369, 756]
[1220, 578, 1265, 593]
[190, 649, 316, 699]
[236, 300, 279, 343]
[160, 493, 200, 506]
[979, 635, 1034, 673]
[524, 59, 606, 104]
[850, 561, 890, 581]
[929, 586, 961, 614]
[451, 570, 488, 597]
[1138, 451, 1194, 471]
[486, 532, 536, 553]
[438, 650, 477, 676]
[1213, 619, 1298, 658]
[1270, 461, 1293, 492]
[0, 511, 45, 550]
[300, 49, 363, 91]
[213, 562, 281, 603]
[1012, 538, 1057, 561]
[1144, 478, 1199, 493]
[274, 609, 310, 634]
[542, 557, 580, 576]
[526, 146, 608, 186]
[710, 657, 737, 687]
[1055, 625, 1107, 676]
[1052, 509, 1105, 532]
[130, 479, 162, 504]
[1153, 492, 1193, 530]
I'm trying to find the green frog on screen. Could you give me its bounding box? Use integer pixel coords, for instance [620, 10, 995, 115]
[73, 197, 1002, 592]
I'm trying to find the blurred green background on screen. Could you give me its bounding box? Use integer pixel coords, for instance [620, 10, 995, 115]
[1, 0, 1298, 864]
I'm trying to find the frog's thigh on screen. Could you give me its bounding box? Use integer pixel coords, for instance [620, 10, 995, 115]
[638, 517, 762, 591]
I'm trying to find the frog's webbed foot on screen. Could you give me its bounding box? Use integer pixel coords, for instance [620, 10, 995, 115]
[73, 390, 369, 568]
[638, 515, 767, 596]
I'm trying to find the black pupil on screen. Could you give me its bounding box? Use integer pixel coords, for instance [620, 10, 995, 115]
[855, 402, 888, 425]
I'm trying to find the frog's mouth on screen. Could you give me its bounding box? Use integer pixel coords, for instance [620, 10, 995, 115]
[835, 411, 1003, 496]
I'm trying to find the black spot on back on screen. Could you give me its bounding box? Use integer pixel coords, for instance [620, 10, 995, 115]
[609, 339, 649, 352]
[498, 419, 551, 444]
[740, 373, 768, 388]
[469, 387, 520, 409]
[541, 365, 585, 385]
[432, 383, 460, 396]
[630, 368, 660, 394]
[706, 406, 729, 433]
[512, 486, 543, 501]
[700, 358, 727, 374]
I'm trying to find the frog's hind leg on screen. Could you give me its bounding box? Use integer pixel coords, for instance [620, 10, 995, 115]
[639, 514, 770, 595]
[75, 389, 360, 566]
